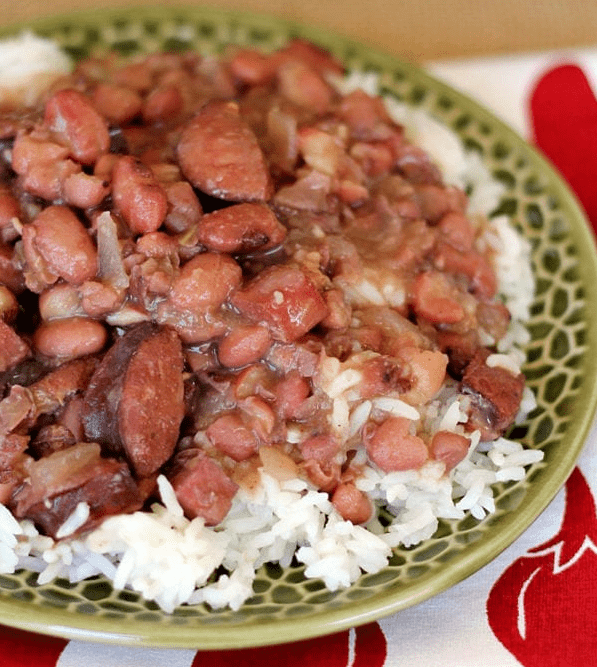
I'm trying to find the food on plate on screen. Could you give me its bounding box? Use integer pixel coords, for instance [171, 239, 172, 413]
[0, 34, 541, 612]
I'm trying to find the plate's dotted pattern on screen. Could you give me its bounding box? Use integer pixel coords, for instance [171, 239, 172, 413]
[0, 7, 593, 643]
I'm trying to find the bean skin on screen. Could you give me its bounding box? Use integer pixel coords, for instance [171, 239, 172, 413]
[429, 431, 470, 471]
[29, 206, 97, 285]
[365, 416, 428, 472]
[168, 252, 242, 312]
[63, 171, 110, 209]
[112, 156, 168, 235]
[33, 317, 107, 360]
[92, 82, 143, 125]
[0, 285, 18, 322]
[331, 482, 373, 524]
[197, 202, 286, 253]
[38, 283, 83, 321]
[217, 324, 272, 368]
[44, 89, 110, 165]
[142, 84, 184, 124]
[0, 320, 30, 372]
[163, 181, 202, 234]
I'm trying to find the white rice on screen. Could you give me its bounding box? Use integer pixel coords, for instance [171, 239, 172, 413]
[0, 32, 71, 106]
[0, 45, 543, 612]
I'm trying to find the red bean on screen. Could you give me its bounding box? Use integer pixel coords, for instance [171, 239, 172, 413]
[227, 48, 277, 85]
[33, 317, 107, 360]
[142, 84, 184, 124]
[44, 89, 110, 165]
[197, 202, 287, 253]
[206, 413, 259, 462]
[29, 206, 97, 285]
[331, 483, 373, 524]
[429, 431, 470, 471]
[365, 416, 428, 472]
[218, 324, 271, 368]
[112, 62, 154, 93]
[0, 320, 30, 371]
[177, 100, 272, 201]
[169, 252, 242, 312]
[163, 181, 202, 234]
[276, 61, 333, 114]
[0, 285, 18, 322]
[63, 171, 109, 209]
[111, 156, 168, 235]
[230, 265, 329, 343]
[274, 39, 344, 77]
[411, 271, 465, 324]
[299, 434, 339, 463]
[274, 372, 311, 419]
[11, 132, 69, 175]
[438, 211, 475, 251]
[433, 241, 497, 299]
[338, 89, 393, 140]
[92, 82, 143, 125]
[38, 283, 83, 321]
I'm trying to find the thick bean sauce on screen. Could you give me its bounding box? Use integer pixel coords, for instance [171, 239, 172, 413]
[0, 40, 524, 537]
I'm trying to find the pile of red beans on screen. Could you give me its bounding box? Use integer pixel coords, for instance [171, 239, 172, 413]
[0, 40, 524, 538]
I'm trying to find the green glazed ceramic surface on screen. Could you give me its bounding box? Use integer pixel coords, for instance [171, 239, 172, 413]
[0, 5, 596, 650]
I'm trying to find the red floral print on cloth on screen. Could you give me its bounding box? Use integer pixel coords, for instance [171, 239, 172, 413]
[192, 622, 387, 667]
[0, 627, 67, 666]
[487, 61, 597, 667]
[0, 621, 387, 667]
[487, 468, 597, 666]
[530, 62, 597, 231]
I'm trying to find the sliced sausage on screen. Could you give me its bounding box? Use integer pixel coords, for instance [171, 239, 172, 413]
[461, 350, 525, 440]
[177, 100, 272, 201]
[82, 323, 184, 478]
[10, 442, 142, 538]
[118, 326, 184, 476]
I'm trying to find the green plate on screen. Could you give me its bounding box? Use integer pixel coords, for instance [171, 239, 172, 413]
[0, 5, 596, 650]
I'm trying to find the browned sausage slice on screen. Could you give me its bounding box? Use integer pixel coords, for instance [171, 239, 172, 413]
[82, 323, 185, 477]
[177, 100, 273, 202]
[461, 350, 525, 440]
[118, 326, 184, 477]
[10, 442, 142, 538]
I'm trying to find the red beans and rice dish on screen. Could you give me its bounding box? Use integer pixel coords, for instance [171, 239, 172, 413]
[0, 36, 540, 610]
